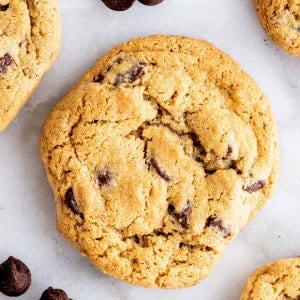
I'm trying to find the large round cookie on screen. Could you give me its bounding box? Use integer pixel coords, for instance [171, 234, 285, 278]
[0, 0, 61, 131]
[241, 257, 300, 299]
[254, 0, 300, 57]
[40, 35, 279, 288]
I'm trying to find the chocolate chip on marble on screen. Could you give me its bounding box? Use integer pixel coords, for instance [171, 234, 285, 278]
[138, 0, 164, 5]
[40, 287, 69, 300]
[97, 169, 113, 186]
[0, 4, 9, 11]
[0, 256, 31, 297]
[150, 157, 172, 181]
[0, 53, 13, 74]
[244, 180, 266, 193]
[205, 216, 230, 238]
[101, 0, 136, 11]
[168, 201, 191, 229]
[114, 62, 145, 86]
[64, 188, 84, 219]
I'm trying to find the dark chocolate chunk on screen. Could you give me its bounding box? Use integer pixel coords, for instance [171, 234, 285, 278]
[101, 0, 136, 11]
[168, 201, 191, 229]
[138, 0, 164, 5]
[0, 256, 31, 297]
[150, 157, 172, 181]
[244, 180, 266, 193]
[40, 287, 69, 300]
[0, 4, 9, 11]
[114, 62, 145, 86]
[97, 169, 113, 186]
[64, 188, 84, 219]
[205, 216, 230, 238]
[0, 53, 13, 74]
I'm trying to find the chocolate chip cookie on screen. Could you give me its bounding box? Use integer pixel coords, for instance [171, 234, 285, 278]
[0, 0, 61, 131]
[254, 0, 300, 57]
[40, 35, 279, 288]
[241, 257, 300, 300]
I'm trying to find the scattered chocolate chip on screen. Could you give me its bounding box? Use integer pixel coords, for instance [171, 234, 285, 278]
[150, 157, 172, 181]
[0, 3, 9, 11]
[205, 216, 230, 238]
[40, 287, 69, 300]
[64, 188, 84, 219]
[93, 73, 104, 83]
[168, 201, 191, 229]
[101, 0, 136, 11]
[114, 62, 145, 86]
[179, 243, 213, 251]
[0, 53, 13, 74]
[138, 0, 164, 5]
[97, 169, 113, 186]
[0, 256, 31, 297]
[225, 146, 233, 158]
[244, 180, 266, 193]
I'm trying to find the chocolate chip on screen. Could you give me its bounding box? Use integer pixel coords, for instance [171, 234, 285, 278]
[114, 62, 145, 86]
[0, 256, 31, 297]
[225, 146, 233, 158]
[0, 53, 13, 74]
[97, 169, 113, 186]
[138, 0, 164, 5]
[244, 180, 266, 193]
[64, 188, 84, 219]
[168, 201, 191, 229]
[101, 0, 136, 11]
[93, 73, 104, 83]
[0, 4, 9, 11]
[205, 216, 230, 238]
[150, 157, 172, 181]
[40, 287, 69, 300]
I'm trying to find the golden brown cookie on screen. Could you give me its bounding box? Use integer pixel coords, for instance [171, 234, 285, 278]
[0, 0, 61, 131]
[241, 257, 300, 300]
[40, 35, 279, 288]
[254, 0, 300, 57]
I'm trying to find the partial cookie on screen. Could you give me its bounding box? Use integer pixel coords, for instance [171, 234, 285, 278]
[40, 35, 279, 288]
[0, 0, 61, 131]
[241, 257, 300, 300]
[254, 0, 300, 57]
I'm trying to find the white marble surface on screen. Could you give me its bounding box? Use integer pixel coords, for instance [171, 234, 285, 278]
[1, 0, 300, 299]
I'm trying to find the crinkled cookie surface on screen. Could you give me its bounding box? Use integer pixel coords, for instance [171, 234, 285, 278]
[0, 0, 61, 131]
[241, 257, 300, 300]
[254, 0, 300, 57]
[40, 35, 279, 288]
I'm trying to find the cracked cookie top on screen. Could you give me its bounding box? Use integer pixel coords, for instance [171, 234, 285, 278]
[241, 257, 300, 300]
[0, 0, 61, 131]
[40, 35, 279, 288]
[254, 0, 300, 57]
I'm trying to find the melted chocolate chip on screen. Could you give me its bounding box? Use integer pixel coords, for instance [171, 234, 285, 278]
[168, 201, 191, 229]
[101, 0, 136, 11]
[0, 3, 9, 11]
[150, 157, 172, 181]
[138, 0, 164, 5]
[226, 146, 233, 158]
[0, 256, 31, 297]
[64, 188, 84, 219]
[97, 169, 113, 186]
[93, 73, 104, 83]
[244, 180, 266, 193]
[114, 62, 145, 86]
[40, 287, 69, 300]
[205, 216, 230, 238]
[0, 53, 13, 74]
